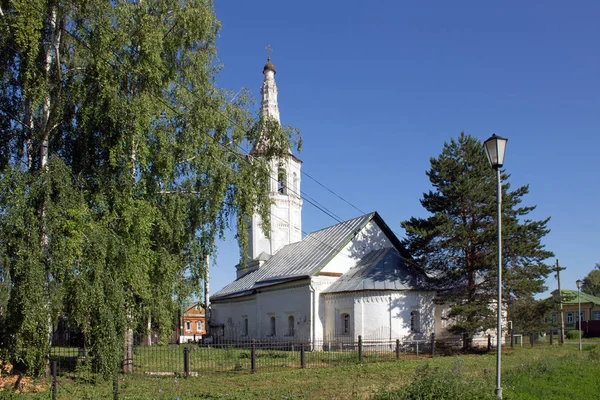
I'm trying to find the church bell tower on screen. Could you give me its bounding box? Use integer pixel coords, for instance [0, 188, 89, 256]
[246, 56, 303, 261]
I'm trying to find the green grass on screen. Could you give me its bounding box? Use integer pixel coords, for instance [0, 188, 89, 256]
[7, 344, 599, 399]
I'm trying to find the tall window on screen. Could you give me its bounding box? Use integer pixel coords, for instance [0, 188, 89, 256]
[566, 312, 573, 324]
[341, 313, 350, 335]
[576, 311, 585, 321]
[293, 172, 298, 195]
[196, 321, 203, 332]
[243, 318, 249, 336]
[551, 312, 557, 323]
[185, 321, 191, 332]
[288, 316, 295, 336]
[277, 166, 287, 194]
[410, 311, 420, 333]
[270, 316, 276, 336]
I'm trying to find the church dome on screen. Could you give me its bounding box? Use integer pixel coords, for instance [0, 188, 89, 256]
[263, 59, 276, 74]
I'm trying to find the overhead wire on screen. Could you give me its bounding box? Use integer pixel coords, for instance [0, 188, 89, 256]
[3, 4, 408, 249]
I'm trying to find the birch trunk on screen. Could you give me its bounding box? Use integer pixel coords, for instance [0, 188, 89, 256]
[40, 4, 58, 377]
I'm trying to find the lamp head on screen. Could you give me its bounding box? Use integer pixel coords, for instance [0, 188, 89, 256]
[576, 279, 583, 290]
[483, 134, 508, 169]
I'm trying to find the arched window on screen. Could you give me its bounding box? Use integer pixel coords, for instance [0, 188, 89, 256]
[341, 313, 350, 335]
[243, 318, 249, 336]
[196, 321, 203, 332]
[288, 315, 295, 336]
[277, 165, 287, 194]
[410, 311, 420, 333]
[270, 316, 276, 336]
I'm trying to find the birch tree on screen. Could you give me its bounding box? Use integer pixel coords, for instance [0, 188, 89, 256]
[0, 0, 296, 377]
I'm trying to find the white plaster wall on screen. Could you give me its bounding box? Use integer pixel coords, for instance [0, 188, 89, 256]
[320, 220, 393, 274]
[310, 276, 339, 343]
[247, 155, 302, 259]
[323, 291, 436, 342]
[255, 283, 311, 340]
[211, 282, 312, 341]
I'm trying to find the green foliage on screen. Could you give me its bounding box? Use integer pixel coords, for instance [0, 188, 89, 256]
[510, 297, 556, 334]
[566, 330, 581, 340]
[582, 263, 600, 297]
[372, 361, 495, 400]
[0, 0, 298, 377]
[401, 133, 553, 344]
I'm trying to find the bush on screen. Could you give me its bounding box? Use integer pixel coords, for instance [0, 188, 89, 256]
[372, 361, 496, 400]
[566, 330, 582, 340]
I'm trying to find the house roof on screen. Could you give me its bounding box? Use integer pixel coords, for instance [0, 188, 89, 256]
[212, 212, 412, 301]
[183, 303, 205, 315]
[555, 289, 600, 306]
[322, 247, 429, 293]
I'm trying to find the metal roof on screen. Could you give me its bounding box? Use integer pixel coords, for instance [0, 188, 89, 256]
[212, 213, 377, 300]
[322, 247, 430, 293]
[555, 290, 600, 306]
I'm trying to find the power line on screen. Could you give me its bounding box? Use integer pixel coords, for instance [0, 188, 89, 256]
[1, 5, 410, 268]
[301, 170, 366, 215]
[4, 4, 389, 237]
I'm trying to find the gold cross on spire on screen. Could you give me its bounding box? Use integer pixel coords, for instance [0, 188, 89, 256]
[266, 44, 273, 61]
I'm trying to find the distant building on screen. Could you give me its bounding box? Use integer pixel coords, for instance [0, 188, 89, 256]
[549, 289, 600, 332]
[178, 303, 207, 343]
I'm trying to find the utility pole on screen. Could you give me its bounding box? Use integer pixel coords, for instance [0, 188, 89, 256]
[555, 260, 566, 344]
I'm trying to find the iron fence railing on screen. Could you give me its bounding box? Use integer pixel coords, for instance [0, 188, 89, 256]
[48, 331, 553, 379]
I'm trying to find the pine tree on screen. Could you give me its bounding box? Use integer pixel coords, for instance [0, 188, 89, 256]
[401, 133, 553, 346]
[0, 0, 296, 376]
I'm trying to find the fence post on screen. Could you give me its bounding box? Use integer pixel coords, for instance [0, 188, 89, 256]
[395, 339, 400, 360]
[300, 343, 305, 368]
[357, 335, 363, 364]
[559, 327, 564, 344]
[487, 334, 491, 351]
[113, 374, 119, 400]
[251, 339, 256, 374]
[183, 347, 189, 378]
[52, 360, 57, 400]
[549, 330, 553, 345]
[430, 333, 435, 358]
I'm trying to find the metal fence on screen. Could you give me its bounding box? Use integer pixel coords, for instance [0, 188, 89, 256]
[49, 333, 471, 379]
[44, 330, 565, 399]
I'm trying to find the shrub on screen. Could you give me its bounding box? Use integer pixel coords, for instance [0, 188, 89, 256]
[372, 361, 496, 400]
[566, 330, 582, 340]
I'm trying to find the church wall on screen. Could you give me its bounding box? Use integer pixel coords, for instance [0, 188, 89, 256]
[322, 291, 436, 342]
[211, 281, 312, 341]
[210, 296, 256, 339]
[247, 155, 302, 259]
[255, 282, 311, 340]
[320, 220, 394, 275]
[310, 276, 339, 343]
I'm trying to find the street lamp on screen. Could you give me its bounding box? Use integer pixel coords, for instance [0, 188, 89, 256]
[576, 279, 583, 351]
[483, 133, 508, 400]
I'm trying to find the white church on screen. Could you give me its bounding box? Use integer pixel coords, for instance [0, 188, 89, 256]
[210, 58, 455, 345]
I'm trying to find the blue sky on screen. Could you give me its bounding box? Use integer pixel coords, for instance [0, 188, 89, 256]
[208, 1, 600, 297]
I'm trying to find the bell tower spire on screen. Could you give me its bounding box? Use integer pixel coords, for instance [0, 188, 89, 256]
[261, 45, 280, 123]
[244, 52, 303, 264]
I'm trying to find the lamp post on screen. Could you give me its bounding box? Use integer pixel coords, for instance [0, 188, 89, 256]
[576, 279, 583, 351]
[483, 133, 508, 400]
